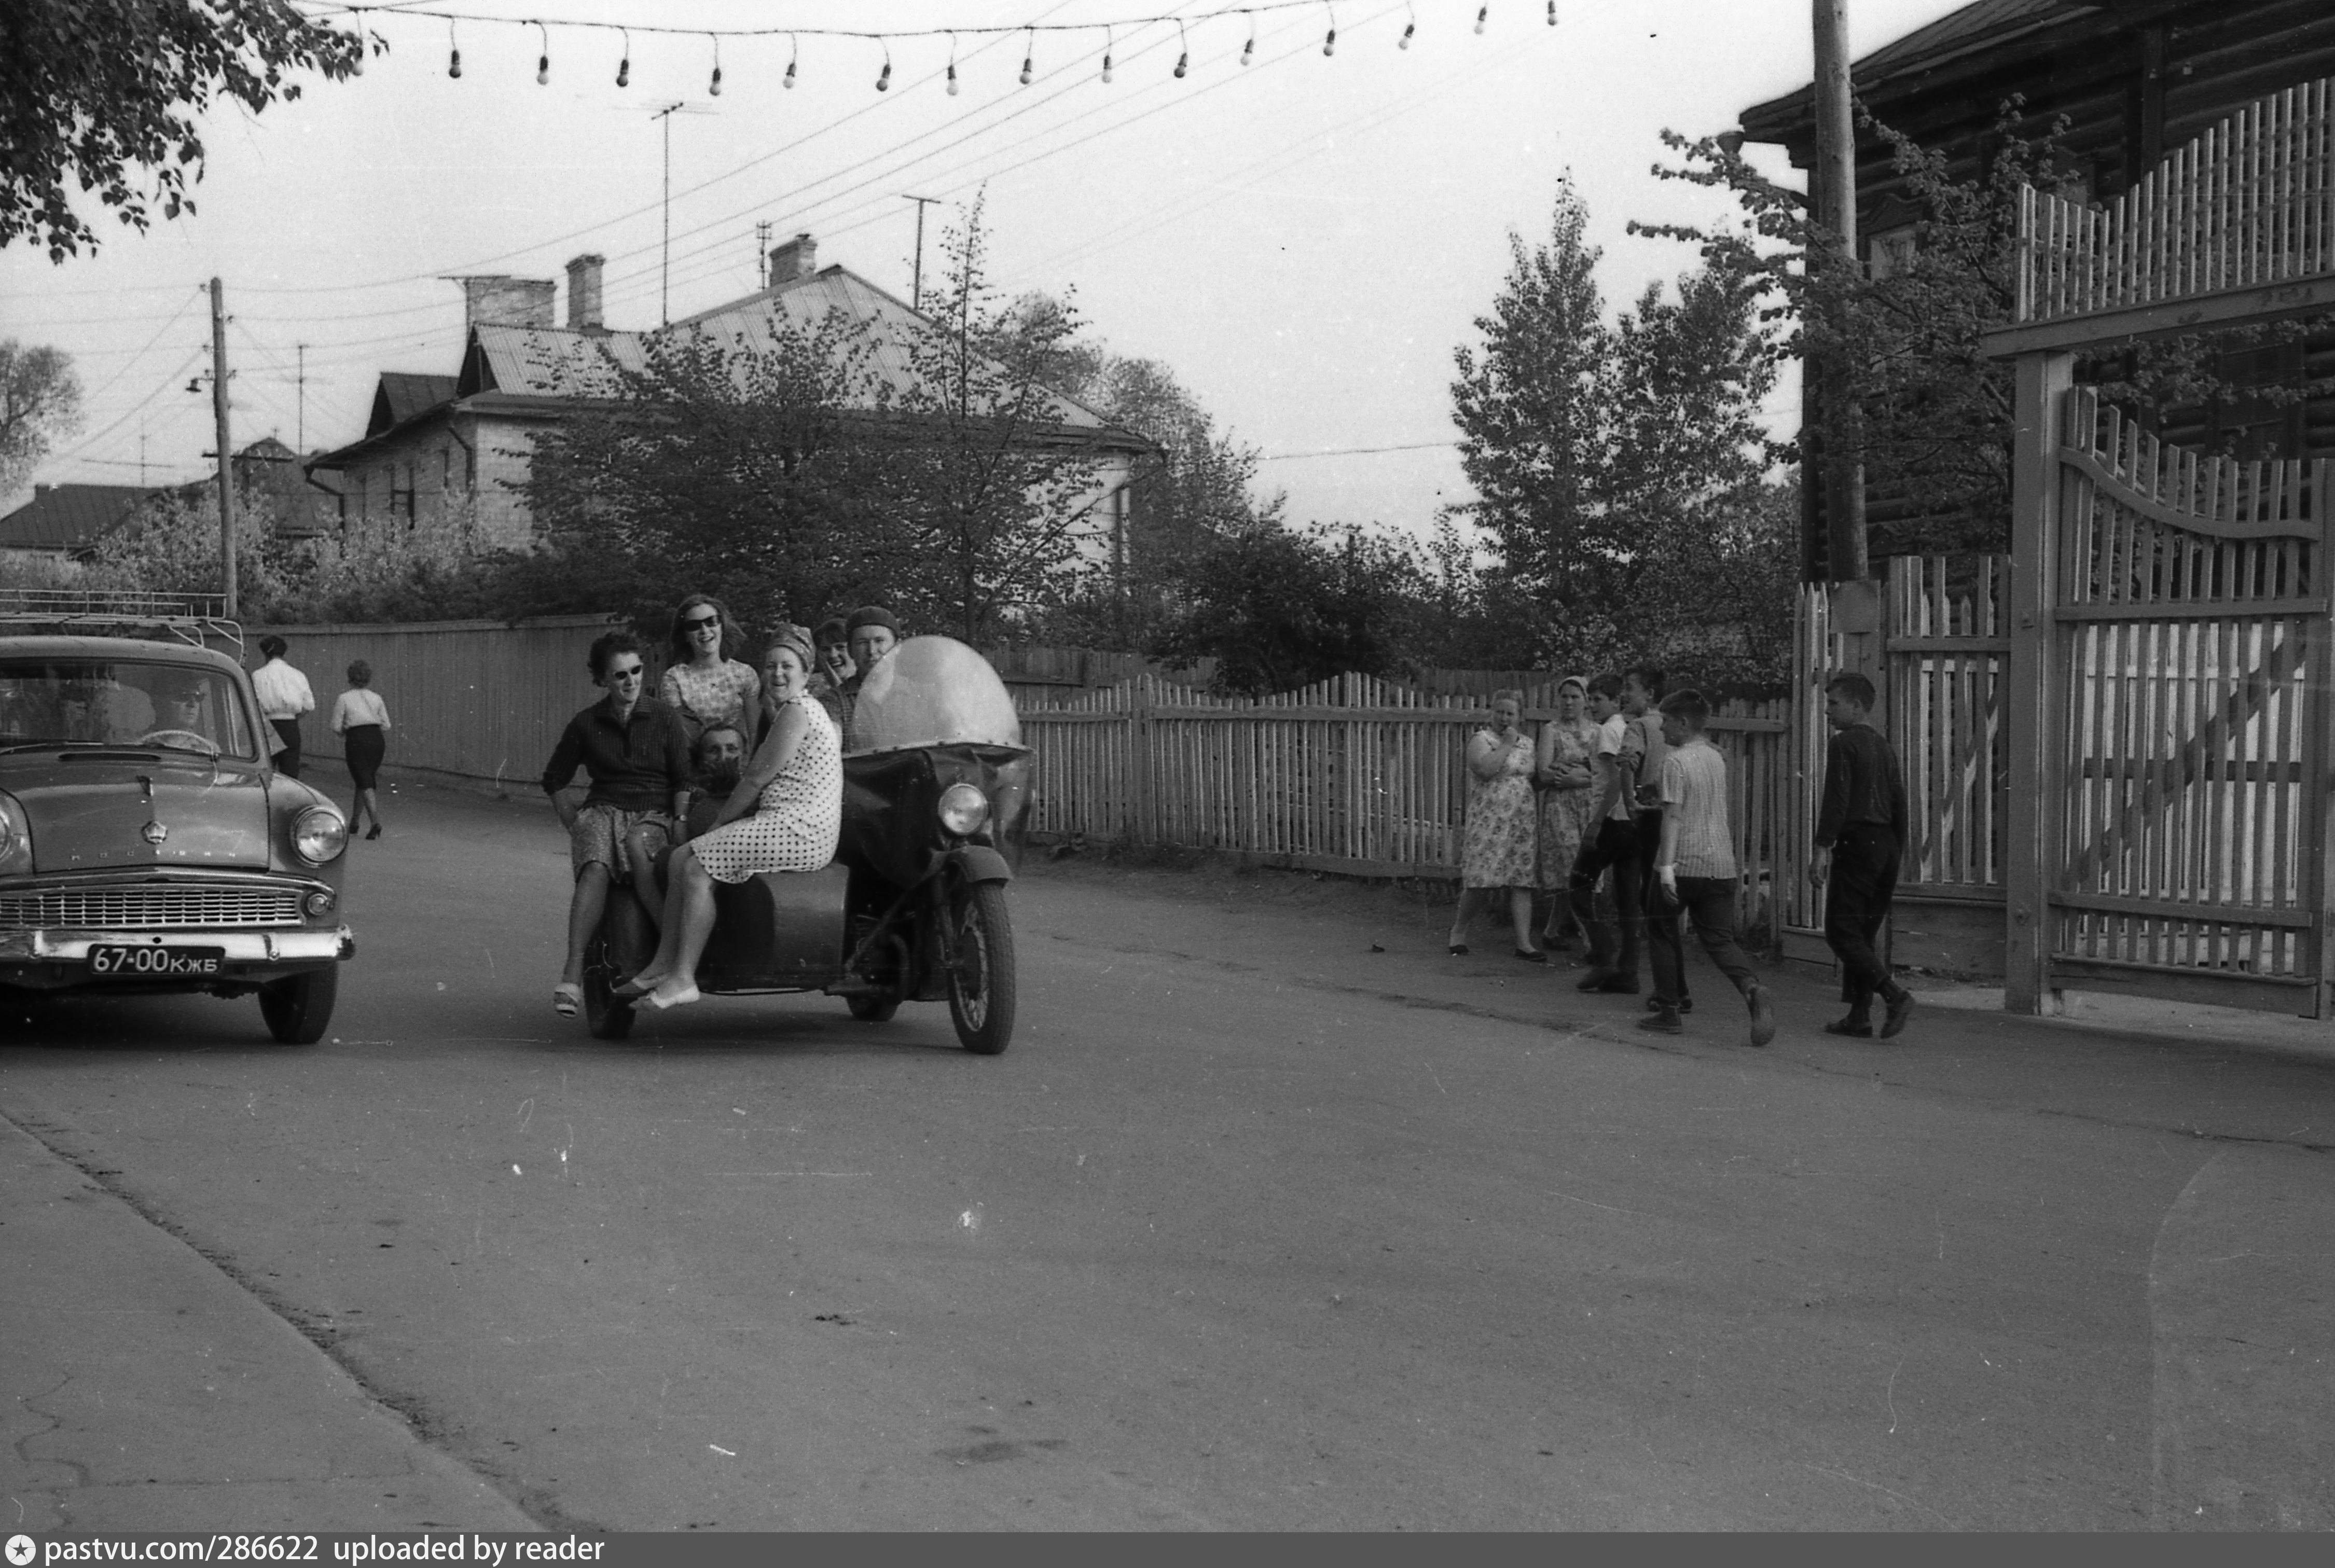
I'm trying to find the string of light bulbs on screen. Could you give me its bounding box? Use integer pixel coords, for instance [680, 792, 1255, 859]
[310, 1, 1557, 92]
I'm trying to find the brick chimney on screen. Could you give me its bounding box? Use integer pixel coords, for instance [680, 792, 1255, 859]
[767, 232, 818, 289]
[565, 255, 605, 331]
[455, 275, 557, 333]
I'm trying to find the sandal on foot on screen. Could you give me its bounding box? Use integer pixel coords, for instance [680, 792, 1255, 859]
[646, 982, 701, 1010]
[552, 983, 583, 1018]
[610, 976, 657, 1002]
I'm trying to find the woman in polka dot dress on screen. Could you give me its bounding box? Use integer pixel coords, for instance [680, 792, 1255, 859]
[619, 625, 841, 1009]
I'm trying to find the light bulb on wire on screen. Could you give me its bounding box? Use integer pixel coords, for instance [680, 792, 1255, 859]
[947, 34, 960, 94]
[1547, 1, 1558, 23]
[1400, 8, 1415, 49]
[534, 22, 550, 85]
[876, 46, 891, 91]
[708, 35, 722, 96]
[1323, 5, 1337, 55]
[1020, 27, 1034, 84]
[785, 36, 797, 88]
[1476, 6, 1489, 34]
[1173, 21, 1189, 77]
[1102, 28, 1114, 82]
[615, 29, 629, 88]
[1241, 26, 1255, 65]
[446, 19, 461, 78]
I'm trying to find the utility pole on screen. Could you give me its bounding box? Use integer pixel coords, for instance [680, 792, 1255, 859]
[209, 276, 238, 619]
[755, 219, 772, 290]
[903, 195, 940, 310]
[296, 343, 308, 452]
[1812, 0, 1868, 582]
[653, 101, 684, 325]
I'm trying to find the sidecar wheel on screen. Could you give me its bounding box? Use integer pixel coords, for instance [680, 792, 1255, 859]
[945, 882, 1016, 1056]
[582, 945, 634, 1040]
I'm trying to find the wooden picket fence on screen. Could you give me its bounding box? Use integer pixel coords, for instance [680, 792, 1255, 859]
[2018, 73, 2335, 322]
[1016, 672, 1791, 938]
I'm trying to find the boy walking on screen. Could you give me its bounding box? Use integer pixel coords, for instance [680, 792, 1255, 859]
[1625, 665, 1689, 1016]
[1809, 672, 1914, 1039]
[1639, 691, 1776, 1046]
[1570, 674, 1645, 992]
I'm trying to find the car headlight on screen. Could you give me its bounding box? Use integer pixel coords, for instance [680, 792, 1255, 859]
[292, 805, 349, 866]
[0, 790, 29, 876]
[937, 782, 990, 837]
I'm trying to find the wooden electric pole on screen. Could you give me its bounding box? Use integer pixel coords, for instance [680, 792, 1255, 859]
[209, 276, 238, 620]
[904, 195, 939, 310]
[1812, 0, 1868, 581]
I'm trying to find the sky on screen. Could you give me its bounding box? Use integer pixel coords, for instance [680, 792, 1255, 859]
[1, 0, 1972, 537]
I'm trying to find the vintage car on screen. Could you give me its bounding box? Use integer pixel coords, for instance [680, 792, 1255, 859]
[0, 607, 354, 1043]
[585, 635, 1030, 1052]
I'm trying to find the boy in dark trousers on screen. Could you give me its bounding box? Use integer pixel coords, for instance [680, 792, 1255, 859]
[1811, 672, 1914, 1038]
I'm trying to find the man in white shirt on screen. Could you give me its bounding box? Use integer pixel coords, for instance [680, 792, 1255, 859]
[250, 635, 316, 779]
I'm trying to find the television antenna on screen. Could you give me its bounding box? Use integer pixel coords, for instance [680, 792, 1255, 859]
[645, 100, 718, 325]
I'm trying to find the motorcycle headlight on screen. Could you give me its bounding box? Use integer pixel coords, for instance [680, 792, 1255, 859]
[292, 804, 349, 866]
[0, 790, 30, 875]
[937, 782, 991, 838]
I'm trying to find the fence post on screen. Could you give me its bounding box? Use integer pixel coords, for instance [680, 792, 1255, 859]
[2005, 349, 2073, 1014]
[1129, 677, 1155, 846]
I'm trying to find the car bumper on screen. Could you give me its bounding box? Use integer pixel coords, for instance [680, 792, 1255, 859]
[0, 926, 354, 990]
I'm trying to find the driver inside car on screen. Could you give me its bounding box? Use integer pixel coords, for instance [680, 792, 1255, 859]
[143, 677, 215, 747]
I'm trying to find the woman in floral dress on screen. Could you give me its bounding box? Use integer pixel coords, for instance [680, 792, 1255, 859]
[619, 626, 841, 1010]
[657, 593, 762, 742]
[1448, 690, 1543, 960]
[1534, 675, 1602, 951]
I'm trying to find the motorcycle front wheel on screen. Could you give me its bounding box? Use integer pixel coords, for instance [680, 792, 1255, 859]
[944, 881, 1016, 1055]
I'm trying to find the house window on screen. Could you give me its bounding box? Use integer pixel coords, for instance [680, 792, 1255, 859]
[1868, 224, 1918, 281]
[393, 462, 416, 527]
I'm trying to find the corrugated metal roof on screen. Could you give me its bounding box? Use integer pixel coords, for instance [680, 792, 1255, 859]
[369, 372, 459, 435]
[0, 485, 149, 552]
[468, 267, 1118, 431]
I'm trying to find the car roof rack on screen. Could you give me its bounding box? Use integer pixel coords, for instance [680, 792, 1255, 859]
[0, 590, 243, 657]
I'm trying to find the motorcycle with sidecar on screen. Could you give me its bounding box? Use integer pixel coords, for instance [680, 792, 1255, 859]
[582, 636, 1031, 1052]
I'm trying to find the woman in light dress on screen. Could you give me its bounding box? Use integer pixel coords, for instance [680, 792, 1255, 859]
[1448, 689, 1543, 960]
[330, 659, 392, 840]
[1533, 675, 1602, 951]
[657, 593, 762, 742]
[618, 626, 841, 1009]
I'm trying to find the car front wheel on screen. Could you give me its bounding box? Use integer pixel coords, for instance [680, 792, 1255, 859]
[258, 966, 338, 1045]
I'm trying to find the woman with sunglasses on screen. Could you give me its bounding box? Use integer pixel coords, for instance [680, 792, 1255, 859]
[657, 593, 762, 744]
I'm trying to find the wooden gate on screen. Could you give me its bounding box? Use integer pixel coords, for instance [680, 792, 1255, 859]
[2043, 395, 2330, 1011]
[1991, 72, 2335, 1015]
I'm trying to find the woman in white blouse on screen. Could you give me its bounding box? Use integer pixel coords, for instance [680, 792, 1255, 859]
[656, 593, 762, 743]
[330, 660, 392, 840]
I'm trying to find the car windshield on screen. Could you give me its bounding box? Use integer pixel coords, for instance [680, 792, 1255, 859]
[0, 659, 261, 760]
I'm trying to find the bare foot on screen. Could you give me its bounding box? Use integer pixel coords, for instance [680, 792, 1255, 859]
[646, 980, 701, 1010]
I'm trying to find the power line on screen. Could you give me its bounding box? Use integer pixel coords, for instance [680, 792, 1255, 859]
[1257, 440, 1459, 461]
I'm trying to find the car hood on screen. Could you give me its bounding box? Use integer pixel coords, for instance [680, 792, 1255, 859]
[6, 756, 272, 873]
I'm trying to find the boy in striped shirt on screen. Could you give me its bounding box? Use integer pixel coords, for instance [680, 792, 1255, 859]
[1639, 689, 1777, 1047]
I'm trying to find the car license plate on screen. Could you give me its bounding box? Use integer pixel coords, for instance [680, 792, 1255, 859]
[88, 945, 226, 977]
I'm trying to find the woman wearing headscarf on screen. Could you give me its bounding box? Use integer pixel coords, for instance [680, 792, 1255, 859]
[656, 593, 761, 741]
[1533, 675, 1602, 951]
[1448, 689, 1543, 960]
[618, 624, 842, 1009]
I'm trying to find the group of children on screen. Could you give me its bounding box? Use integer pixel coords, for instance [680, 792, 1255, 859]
[1534, 668, 1913, 1049]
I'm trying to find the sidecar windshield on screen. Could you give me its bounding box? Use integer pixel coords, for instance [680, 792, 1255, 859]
[846, 636, 1024, 756]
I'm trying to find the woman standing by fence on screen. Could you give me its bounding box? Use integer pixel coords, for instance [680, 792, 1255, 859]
[331, 660, 391, 840]
[1449, 690, 1542, 960]
[1533, 674, 1601, 952]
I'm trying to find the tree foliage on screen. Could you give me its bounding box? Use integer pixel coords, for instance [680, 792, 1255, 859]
[3, 0, 365, 260]
[1445, 179, 1785, 683]
[0, 340, 82, 493]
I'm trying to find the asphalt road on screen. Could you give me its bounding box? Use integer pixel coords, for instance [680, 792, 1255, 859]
[5, 786, 2333, 1530]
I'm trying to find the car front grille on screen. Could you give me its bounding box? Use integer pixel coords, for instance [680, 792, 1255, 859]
[0, 885, 305, 931]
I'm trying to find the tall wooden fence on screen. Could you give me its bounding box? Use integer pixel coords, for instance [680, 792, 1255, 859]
[249, 615, 615, 789]
[1018, 672, 1791, 937]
